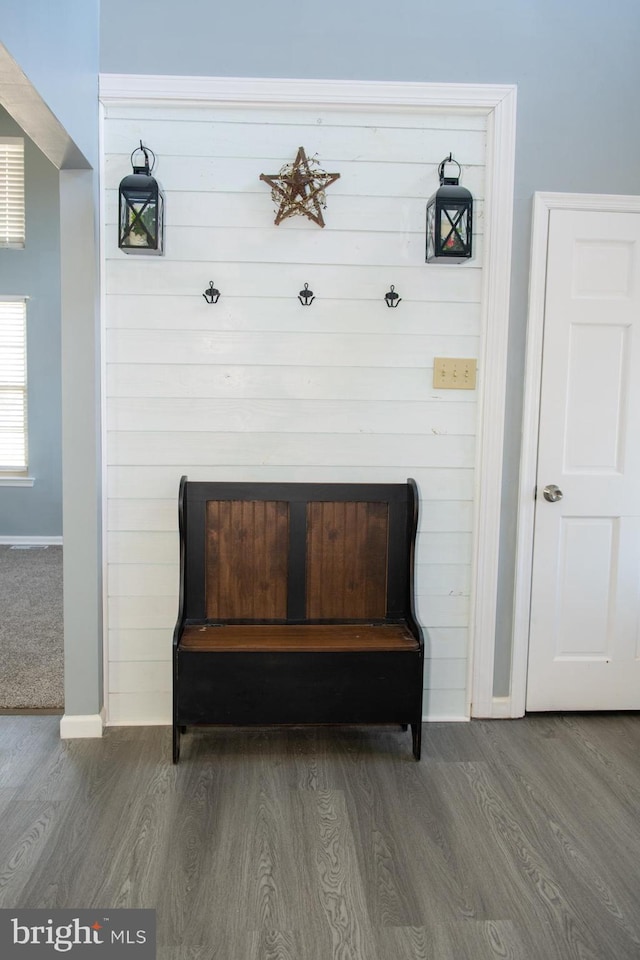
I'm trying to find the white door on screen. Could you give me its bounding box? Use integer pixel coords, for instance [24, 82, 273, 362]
[526, 208, 640, 710]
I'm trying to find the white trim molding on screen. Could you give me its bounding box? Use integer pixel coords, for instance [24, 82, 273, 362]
[0, 535, 62, 545]
[60, 710, 105, 739]
[511, 191, 640, 718]
[0, 477, 35, 487]
[99, 74, 516, 111]
[468, 86, 517, 717]
[100, 74, 517, 725]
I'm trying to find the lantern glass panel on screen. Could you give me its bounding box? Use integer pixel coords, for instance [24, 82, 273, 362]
[426, 200, 436, 261]
[120, 197, 157, 248]
[441, 204, 468, 252]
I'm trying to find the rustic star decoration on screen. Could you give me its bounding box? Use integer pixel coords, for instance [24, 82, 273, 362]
[259, 146, 340, 228]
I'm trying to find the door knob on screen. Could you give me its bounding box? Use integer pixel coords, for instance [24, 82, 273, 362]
[543, 484, 563, 502]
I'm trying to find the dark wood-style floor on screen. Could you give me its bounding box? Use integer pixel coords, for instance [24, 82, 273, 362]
[0, 714, 639, 959]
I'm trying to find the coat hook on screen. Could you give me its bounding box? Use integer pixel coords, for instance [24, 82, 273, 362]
[203, 280, 221, 304]
[384, 285, 401, 308]
[298, 282, 315, 305]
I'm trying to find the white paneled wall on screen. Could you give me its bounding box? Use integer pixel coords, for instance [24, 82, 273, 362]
[103, 96, 486, 724]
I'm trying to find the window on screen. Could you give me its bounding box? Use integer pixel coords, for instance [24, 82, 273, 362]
[0, 299, 27, 472]
[0, 137, 25, 248]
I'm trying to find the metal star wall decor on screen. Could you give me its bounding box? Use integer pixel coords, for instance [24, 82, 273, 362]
[259, 147, 340, 228]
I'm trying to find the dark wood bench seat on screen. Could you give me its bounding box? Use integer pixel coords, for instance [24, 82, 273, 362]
[180, 623, 420, 652]
[173, 478, 424, 762]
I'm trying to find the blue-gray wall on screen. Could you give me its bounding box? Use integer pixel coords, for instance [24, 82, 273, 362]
[0, 0, 99, 168]
[99, 0, 640, 695]
[0, 106, 62, 537]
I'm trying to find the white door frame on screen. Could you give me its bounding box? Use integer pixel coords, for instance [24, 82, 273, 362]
[511, 191, 640, 717]
[100, 74, 517, 723]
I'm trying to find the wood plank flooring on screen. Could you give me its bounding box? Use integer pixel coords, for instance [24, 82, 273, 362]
[0, 714, 639, 959]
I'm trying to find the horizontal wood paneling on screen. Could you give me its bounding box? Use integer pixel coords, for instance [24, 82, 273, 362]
[106, 330, 480, 368]
[416, 596, 470, 628]
[107, 530, 178, 563]
[105, 260, 482, 299]
[109, 660, 170, 694]
[425, 628, 469, 660]
[103, 154, 487, 200]
[108, 563, 178, 597]
[106, 466, 475, 501]
[107, 596, 177, 630]
[108, 628, 171, 662]
[423, 657, 468, 690]
[104, 96, 487, 724]
[106, 398, 477, 436]
[105, 191, 486, 235]
[106, 365, 476, 402]
[107, 433, 476, 469]
[423, 688, 468, 719]
[105, 294, 481, 334]
[104, 117, 487, 165]
[418, 533, 473, 565]
[108, 691, 172, 724]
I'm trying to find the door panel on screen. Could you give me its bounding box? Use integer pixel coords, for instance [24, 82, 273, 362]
[526, 209, 640, 710]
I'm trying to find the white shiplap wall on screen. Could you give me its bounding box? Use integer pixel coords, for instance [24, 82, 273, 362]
[103, 95, 487, 725]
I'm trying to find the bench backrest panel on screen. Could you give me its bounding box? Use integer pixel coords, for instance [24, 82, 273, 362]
[179, 480, 417, 624]
[306, 500, 388, 619]
[206, 500, 289, 619]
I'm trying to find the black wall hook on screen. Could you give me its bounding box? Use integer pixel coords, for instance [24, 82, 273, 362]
[384, 285, 401, 308]
[298, 283, 315, 305]
[203, 281, 221, 304]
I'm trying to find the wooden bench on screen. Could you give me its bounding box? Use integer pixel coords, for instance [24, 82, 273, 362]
[172, 478, 424, 762]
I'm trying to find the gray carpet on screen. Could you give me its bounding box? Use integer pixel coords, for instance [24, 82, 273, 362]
[0, 545, 64, 709]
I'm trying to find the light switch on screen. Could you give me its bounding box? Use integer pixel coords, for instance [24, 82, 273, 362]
[433, 357, 477, 390]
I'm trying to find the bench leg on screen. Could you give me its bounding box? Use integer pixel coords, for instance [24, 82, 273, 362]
[411, 721, 422, 761]
[173, 723, 181, 764]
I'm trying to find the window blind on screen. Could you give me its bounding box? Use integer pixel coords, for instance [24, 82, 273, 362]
[0, 299, 27, 471]
[0, 137, 25, 248]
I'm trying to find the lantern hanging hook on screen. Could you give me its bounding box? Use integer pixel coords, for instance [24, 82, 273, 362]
[131, 141, 156, 173]
[438, 154, 461, 184]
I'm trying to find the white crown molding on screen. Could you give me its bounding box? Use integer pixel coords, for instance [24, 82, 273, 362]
[99, 73, 516, 112]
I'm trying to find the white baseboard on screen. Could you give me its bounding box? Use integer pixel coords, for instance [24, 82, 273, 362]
[60, 712, 104, 739]
[470, 696, 524, 719]
[423, 713, 470, 722]
[0, 535, 63, 546]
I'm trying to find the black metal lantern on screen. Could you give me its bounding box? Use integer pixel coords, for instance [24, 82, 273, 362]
[118, 142, 164, 255]
[426, 154, 473, 263]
